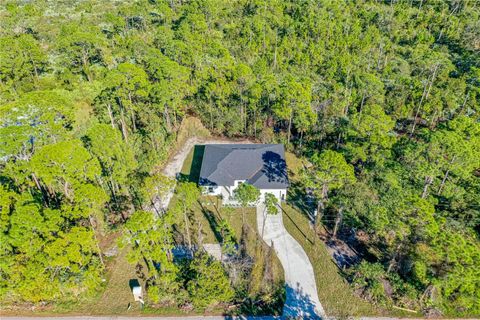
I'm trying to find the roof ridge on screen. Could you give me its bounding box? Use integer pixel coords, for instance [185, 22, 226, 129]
[199, 144, 289, 188]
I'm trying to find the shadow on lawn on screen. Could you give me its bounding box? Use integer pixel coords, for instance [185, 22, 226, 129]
[279, 204, 314, 246]
[223, 283, 319, 319]
[189, 145, 205, 183]
[287, 180, 315, 221]
[198, 200, 223, 243]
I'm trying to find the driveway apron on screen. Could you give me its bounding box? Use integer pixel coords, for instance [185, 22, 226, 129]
[257, 203, 326, 319]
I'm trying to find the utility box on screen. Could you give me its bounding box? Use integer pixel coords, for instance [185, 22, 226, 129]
[129, 279, 143, 303]
[132, 285, 143, 302]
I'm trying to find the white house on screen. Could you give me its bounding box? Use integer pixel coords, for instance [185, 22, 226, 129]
[198, 144, 289, 205]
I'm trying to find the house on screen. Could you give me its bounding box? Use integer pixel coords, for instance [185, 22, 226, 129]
[198, 144, 289, 205]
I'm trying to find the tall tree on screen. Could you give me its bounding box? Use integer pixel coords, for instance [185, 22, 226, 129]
[175, 182, 200, 248]
[233, 183, 260, 224]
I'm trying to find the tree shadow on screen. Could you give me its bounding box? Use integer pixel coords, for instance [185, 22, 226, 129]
[198, 200, 223, 243]
[279, 205, 314, 246]
[261, 151, 288, 185]
[223, 283, 321, 319]
[283, 283, 322, 319]
[287, 179, 316, 221]
[176, 173, 190, 182]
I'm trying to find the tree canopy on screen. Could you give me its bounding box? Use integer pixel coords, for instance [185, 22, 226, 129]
[0, 0, 478, 316]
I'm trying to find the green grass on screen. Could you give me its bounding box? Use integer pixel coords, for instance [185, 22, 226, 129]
[170, 193, 284, 282]
[283, 151, 377, 317]
[283, 151, 411, 318]
[282, 203, 379, 317]
[167, 192, 285, 315]
[1, 138, 392, 317]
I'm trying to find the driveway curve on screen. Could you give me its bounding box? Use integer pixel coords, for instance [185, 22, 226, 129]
[257, 203, 326, 319]
[155, 136, 326, 319]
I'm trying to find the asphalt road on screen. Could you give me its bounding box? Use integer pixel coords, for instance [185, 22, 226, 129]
[0, 316, 434, 320]
[0, 317, 280, 320]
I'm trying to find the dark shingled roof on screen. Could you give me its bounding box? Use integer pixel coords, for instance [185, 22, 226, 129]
[198, 144, 289, 189]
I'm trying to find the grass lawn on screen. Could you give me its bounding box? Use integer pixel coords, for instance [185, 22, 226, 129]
[0, 135, 396, 317]
[174, 147, 285, 315]
[180, 144, 205, 183]
[284, 151, 411, 317]
[177, 148, 383, 317]
[169, 192, 285, 284]
[282, 203, 379, 317]
[166, 192, 285, 315]
[284, 151, 378, 316]
[73, 246, 144, 315]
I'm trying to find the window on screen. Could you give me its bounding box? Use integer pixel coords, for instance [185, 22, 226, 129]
[208, 187, 214, 193]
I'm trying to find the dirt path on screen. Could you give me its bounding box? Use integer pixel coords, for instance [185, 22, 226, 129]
[152, 137, 251, 213]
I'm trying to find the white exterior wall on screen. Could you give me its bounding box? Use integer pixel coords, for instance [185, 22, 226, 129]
[259, 189, 286, 202]
[202, 185, 223, 196]
[203, 184, 286, 205]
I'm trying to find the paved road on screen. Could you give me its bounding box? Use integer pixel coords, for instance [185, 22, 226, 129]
[0, 316, 434, 320]
[257, 203, 326, 319]
[1, 317, 280, 320]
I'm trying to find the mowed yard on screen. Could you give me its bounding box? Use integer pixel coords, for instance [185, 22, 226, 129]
[2, 140, 401, 318]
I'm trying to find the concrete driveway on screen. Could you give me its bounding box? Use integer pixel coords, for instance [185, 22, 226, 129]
[257, 203, 325, 319]
[151, 136, 325, 318]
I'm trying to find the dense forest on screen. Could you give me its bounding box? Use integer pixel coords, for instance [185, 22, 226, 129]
[1, 0, 479, 317]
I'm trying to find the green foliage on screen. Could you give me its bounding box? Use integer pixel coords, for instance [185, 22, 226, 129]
[216, 218, 236, 255]
[264, 193, 279, 215]
[175, 182, 200, 210]
[0, 34, 47, 97]
[0, 0, 479, 315]
[303, 150, 356, 208]
[234, 183, 260, 224]
[85, 124, 137, 183]
[0, 192, 103, 303]
[233, 183, 261, 207]
[350, 262, 389, 305]
[346, 104, 396, 165]
[0, 90, 75, 160]
[186, 253, 234, 309]
[141, 173, 175, 206]
[122, 210, 175, 275]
